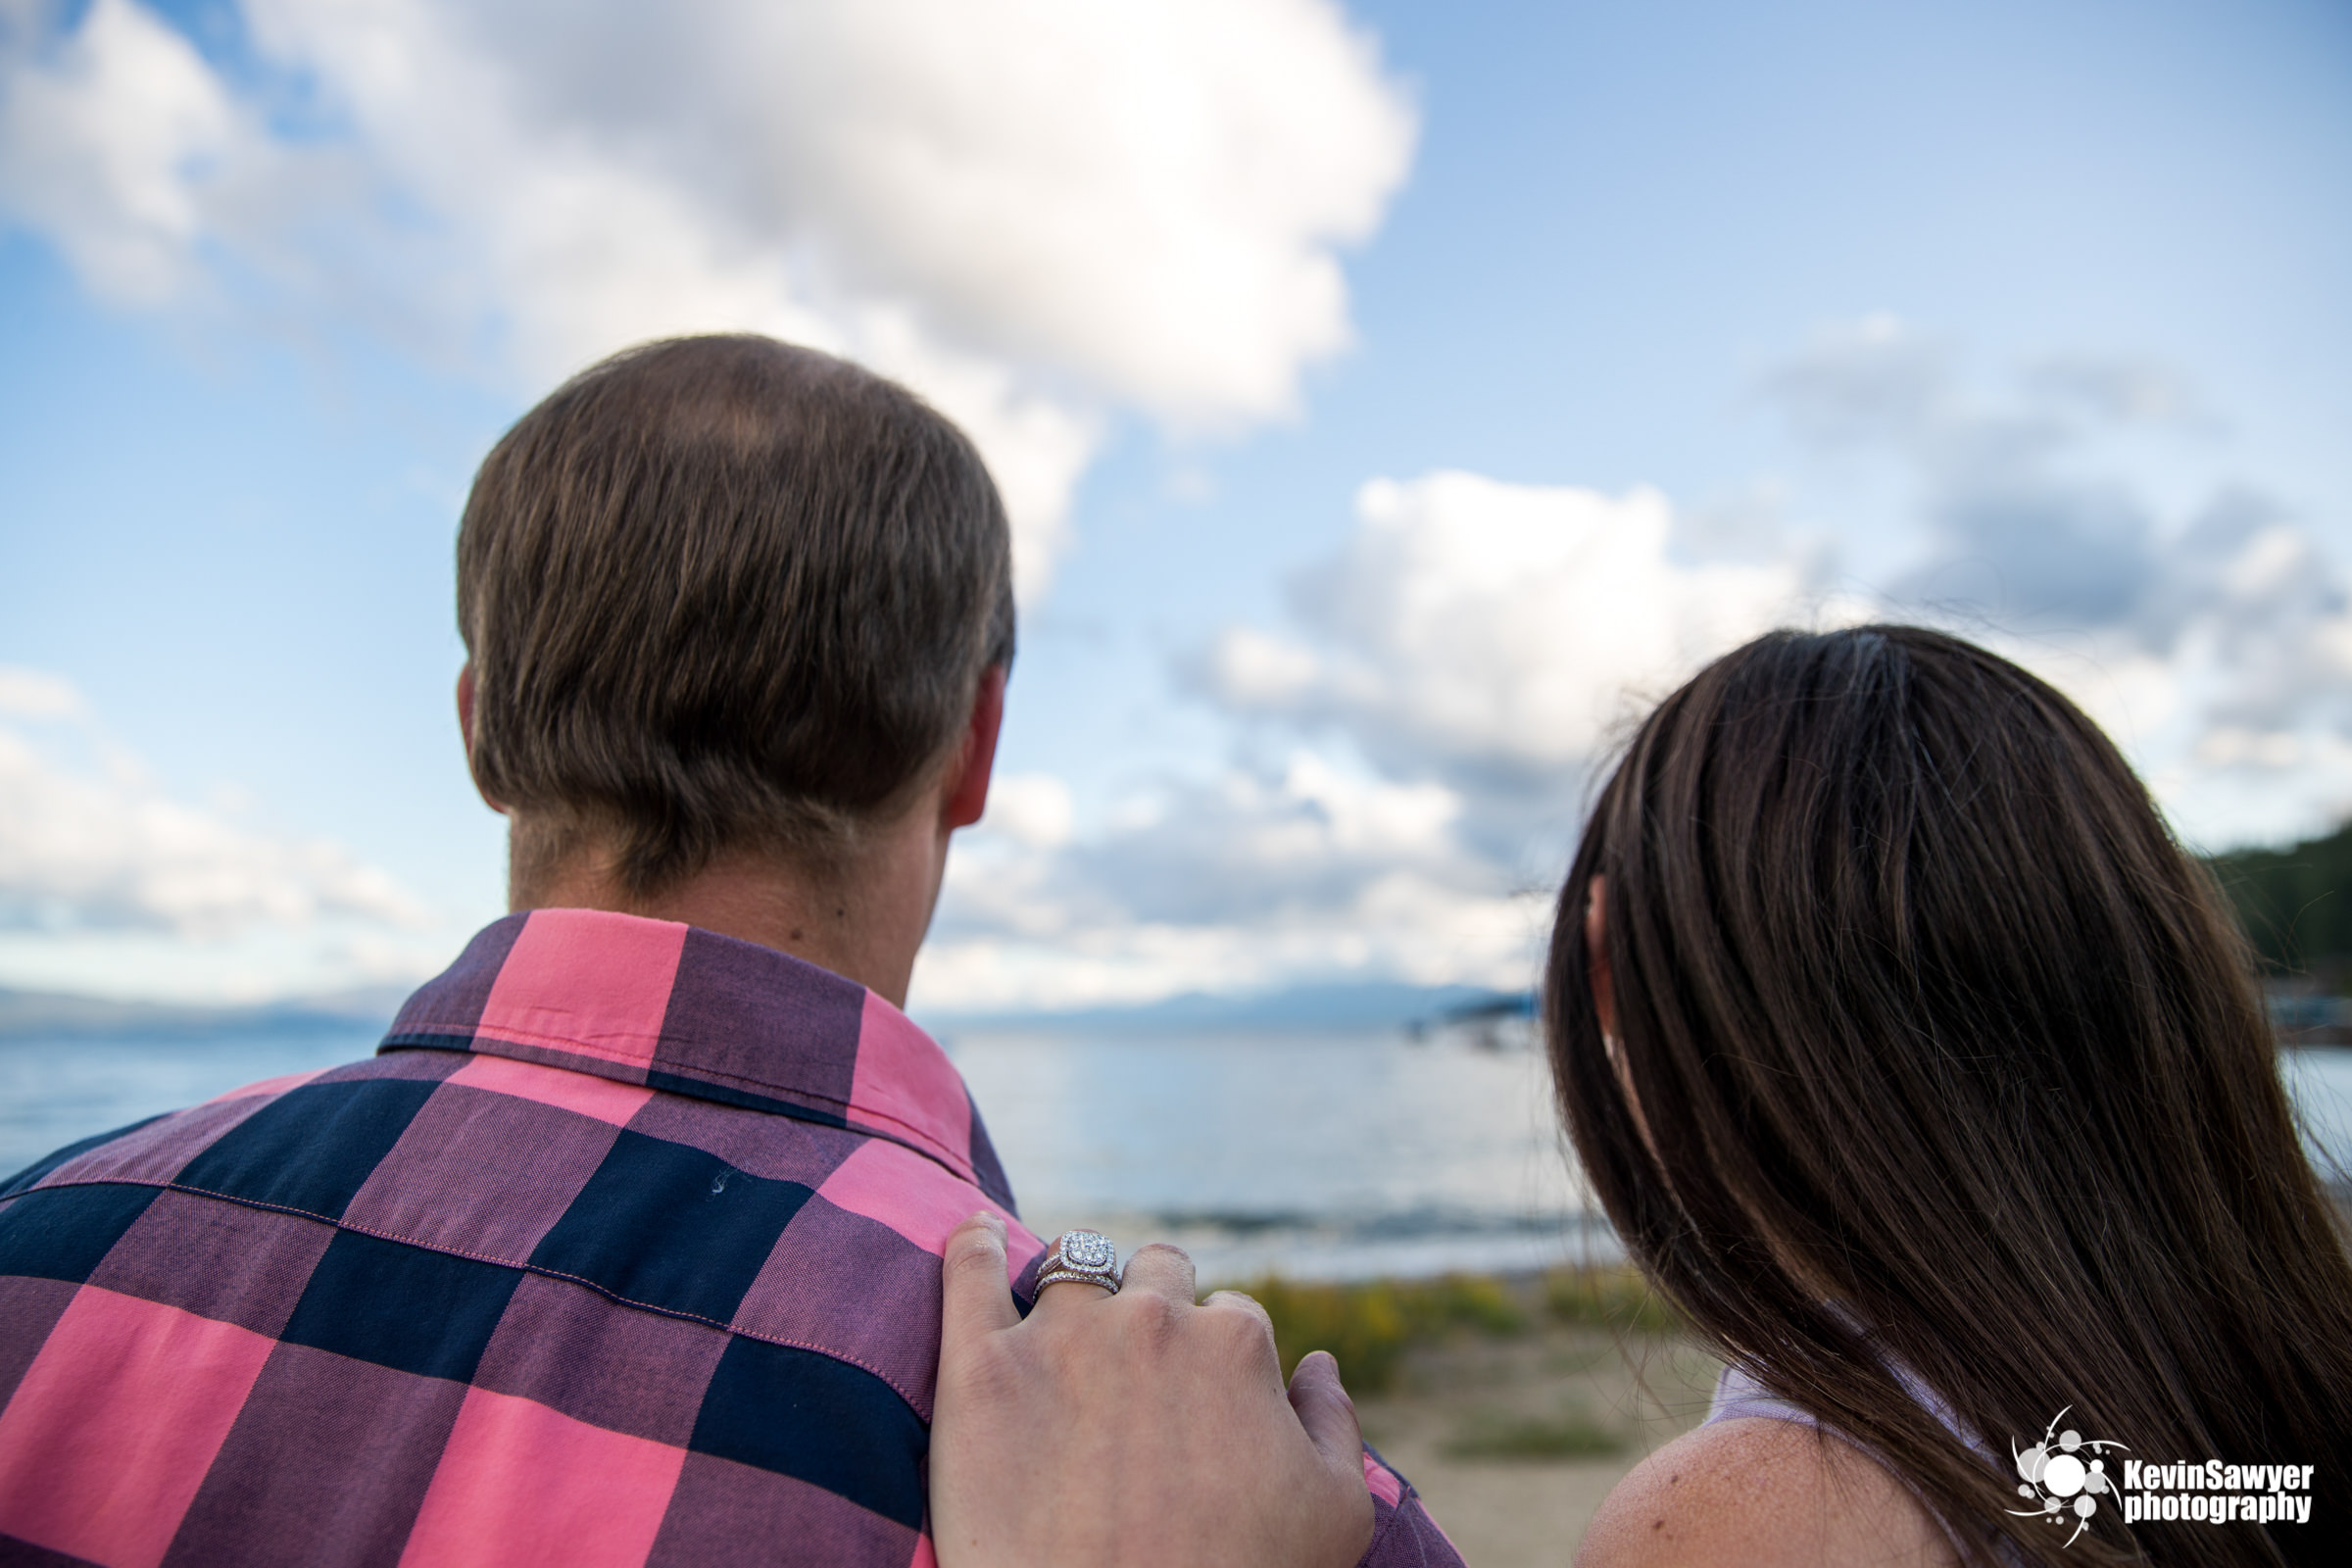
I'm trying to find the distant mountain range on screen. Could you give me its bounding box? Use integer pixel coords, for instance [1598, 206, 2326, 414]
[0, 977, 1524, 1042]
[915, 982, 1524, 1036]
[0, 985, 409, 1041]
[6, 816, 2344, 1045]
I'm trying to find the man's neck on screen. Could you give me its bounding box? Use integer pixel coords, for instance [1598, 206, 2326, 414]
[512, 814, 948, 1008]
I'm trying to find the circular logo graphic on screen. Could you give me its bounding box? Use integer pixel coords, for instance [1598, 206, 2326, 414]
[2011, 1407, 2130, 1548]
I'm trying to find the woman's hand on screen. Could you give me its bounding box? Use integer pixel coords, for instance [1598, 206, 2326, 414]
[929, 1212, 1376, 1568]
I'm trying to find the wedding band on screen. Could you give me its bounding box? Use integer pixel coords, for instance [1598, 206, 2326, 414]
[1036, 1229, 1120, 1295]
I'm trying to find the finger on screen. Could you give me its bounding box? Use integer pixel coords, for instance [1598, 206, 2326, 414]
[1118, 1241, 1197, 1304]
[940, 1210, 1019, 1350]
[1030, 1230, 1128, 1316]
[1200, 1289, 1286, 1395]
[1034, 1275, 1119, 1310]
[1287, 1350, 1367, 1481]
[1200, 1288, 1276, 1339]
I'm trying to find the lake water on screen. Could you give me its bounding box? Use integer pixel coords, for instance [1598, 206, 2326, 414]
[943, 1026, 1600, 1282]
[6, 1023, 2349, 1282]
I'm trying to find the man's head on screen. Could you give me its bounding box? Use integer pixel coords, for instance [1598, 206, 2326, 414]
[457, 334, 1013, 904]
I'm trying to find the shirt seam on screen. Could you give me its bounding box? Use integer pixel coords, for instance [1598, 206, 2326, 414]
[383, 1035, 989, 1198]
[400, 1016, 842, 1101]
[390, 1021, 977, 1186]
[1363, 1489, 1412, 1559]
[457, 1021, 670, 1070]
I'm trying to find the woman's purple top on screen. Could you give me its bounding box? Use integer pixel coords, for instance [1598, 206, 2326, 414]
[1704, 1360, 2024, 1564]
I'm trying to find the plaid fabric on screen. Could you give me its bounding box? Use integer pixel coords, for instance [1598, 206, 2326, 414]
[0, 908, 1459, 1567]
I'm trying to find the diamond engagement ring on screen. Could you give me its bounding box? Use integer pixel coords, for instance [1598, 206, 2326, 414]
[1036, 1229, 1120, 1295]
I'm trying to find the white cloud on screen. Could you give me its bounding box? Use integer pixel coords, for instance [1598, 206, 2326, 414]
[981, 772, 1075, 851]
[1761, 316, 2352, 847]
[0, 672, 429, 943]
[1200, 471, 1826, 800]
[0, 0, 1415, 598]
[916, 481, 1830, 1012]
[0, 0, 243, 302]
[914, 879, 1546, 1015]
[923, 327, 2352, 1009]
[2026, 353, 2209, 429]
[0, 664, 84, 717]
[921, 751, 1546, 1012]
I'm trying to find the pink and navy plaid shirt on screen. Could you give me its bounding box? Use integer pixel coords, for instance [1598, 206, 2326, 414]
[0, 909, 1460, 1567]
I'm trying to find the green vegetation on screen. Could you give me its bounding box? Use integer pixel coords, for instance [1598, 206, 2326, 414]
[1442, 1406, 1625, 1461]
[1234, 1265, 1672, 1395]
[2206, 820, 2352, 980]
[1542, 1266, 1682, 1335]
[1241, 1273, 1524, 1394]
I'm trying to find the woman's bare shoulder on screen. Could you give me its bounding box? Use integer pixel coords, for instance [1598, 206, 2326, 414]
[1576, 1416, 1957, 1568]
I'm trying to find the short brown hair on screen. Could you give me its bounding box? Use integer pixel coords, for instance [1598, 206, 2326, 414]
[458, 334, 1013, 895]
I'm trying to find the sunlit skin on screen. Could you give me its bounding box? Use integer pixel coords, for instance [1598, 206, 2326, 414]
[456, 662, 1004, 1008]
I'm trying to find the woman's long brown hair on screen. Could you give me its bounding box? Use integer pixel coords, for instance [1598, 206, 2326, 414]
[1547, 626, 2352, 1567]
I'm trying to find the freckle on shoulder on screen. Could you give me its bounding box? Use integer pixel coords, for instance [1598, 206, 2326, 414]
[1576, 1417, 1955, 1568]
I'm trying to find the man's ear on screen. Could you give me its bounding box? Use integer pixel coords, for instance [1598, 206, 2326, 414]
[942, 664, 1007, 831]
[457, 664, 505, 813]
[457, 664, 478, 760]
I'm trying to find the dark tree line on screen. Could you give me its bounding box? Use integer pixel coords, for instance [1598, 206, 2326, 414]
[2207, 819, 2352, 987]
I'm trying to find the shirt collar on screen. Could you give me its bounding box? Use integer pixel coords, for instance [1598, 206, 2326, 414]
[381, 907, 1013, 1206]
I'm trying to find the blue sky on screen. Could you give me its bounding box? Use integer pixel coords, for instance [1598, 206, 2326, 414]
[3, 0, 2349, 1007]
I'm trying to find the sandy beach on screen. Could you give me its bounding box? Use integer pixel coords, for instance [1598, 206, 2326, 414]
[1245, 1270, 1722, 1566]
[1361, 1329, 1718, 1564]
